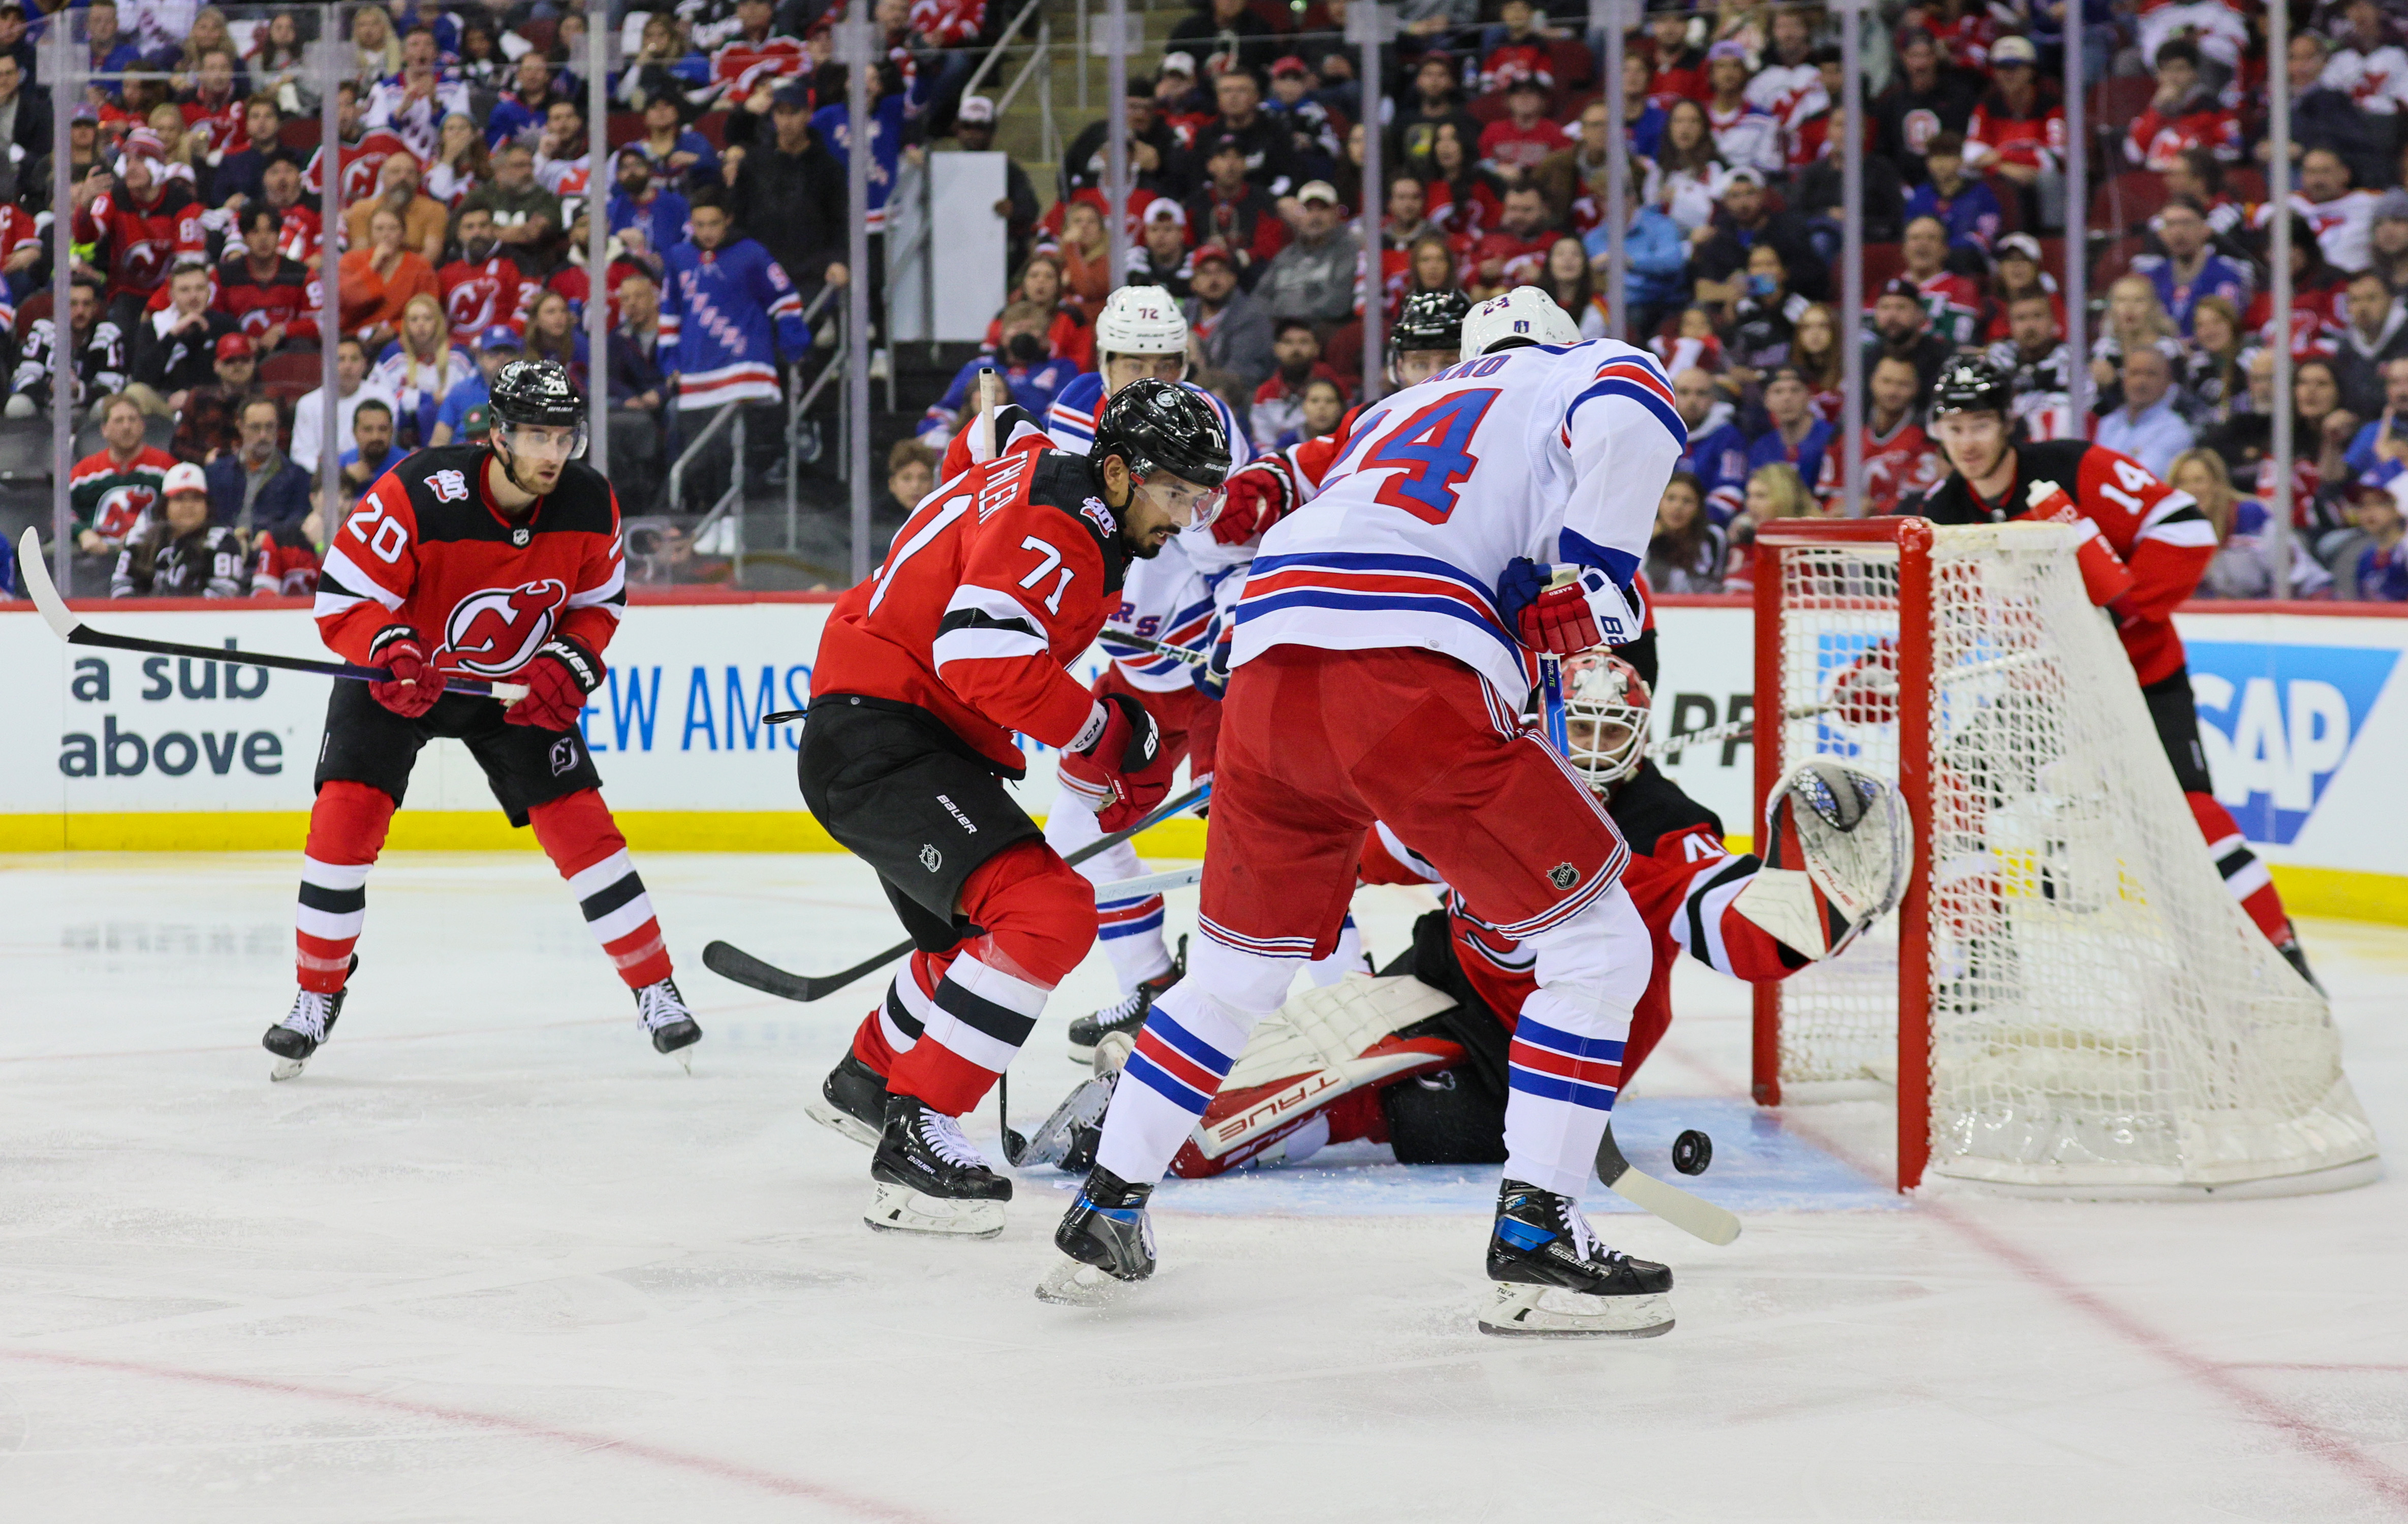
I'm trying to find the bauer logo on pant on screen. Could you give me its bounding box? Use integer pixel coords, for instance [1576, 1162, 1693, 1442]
[1548, 861, 1580, 890]
[920, 843, 942, 873]
[443, 579, 567, 676]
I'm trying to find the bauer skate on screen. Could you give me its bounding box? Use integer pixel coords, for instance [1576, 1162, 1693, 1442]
[635, 977, 702, 1071]
[1067, 935, 1185, 1067]
[1036, 1164, 1155, 1306]
[263, 956, 355, 1081]
[865, 1096, 1012, 1238]
[805, 1051, 889, 1148]
[1479, 1178, 1674, 1339]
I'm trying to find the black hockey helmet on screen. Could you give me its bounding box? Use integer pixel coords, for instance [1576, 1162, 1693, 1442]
[1392, 288, 1471, 356]
[1929, 353, 2014, 418]
[490, 359, 586, 430]
[1093, 378, 1231, 490]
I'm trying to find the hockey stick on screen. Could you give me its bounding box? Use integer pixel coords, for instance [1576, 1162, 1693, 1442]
[701, 779, 1213, 1003]
[1099, 628, 1210, 667]
[1596, 1123, 1741, 1246]
[15, 528, 528, 699]
[1093, 865, 1201, 900]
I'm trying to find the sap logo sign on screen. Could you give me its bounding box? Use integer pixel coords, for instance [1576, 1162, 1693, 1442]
[2188, 642, 2399, 846]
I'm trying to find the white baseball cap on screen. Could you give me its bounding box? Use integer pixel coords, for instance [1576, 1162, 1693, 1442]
[163, 462, 210, 499]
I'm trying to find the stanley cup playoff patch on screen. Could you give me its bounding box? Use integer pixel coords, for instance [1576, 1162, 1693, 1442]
[1548, 861, 1580, 891]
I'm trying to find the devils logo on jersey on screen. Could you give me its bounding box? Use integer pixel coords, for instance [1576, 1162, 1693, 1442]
[444, 579, 567, 675]
[95, 483, 159, 540]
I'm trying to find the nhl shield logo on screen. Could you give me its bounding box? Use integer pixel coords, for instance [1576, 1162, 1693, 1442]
[920, 843, 943, 873]
[512, 526, 531, 546]
[1548, 861, 1580, 891]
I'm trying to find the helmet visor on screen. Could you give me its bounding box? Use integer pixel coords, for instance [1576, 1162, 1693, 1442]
[497, 417, 588, 462]
[1138, 472, 1225, 531]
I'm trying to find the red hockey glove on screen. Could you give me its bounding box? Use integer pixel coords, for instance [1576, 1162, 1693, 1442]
[1829, 639, 1899, 727]
[367, 625, 448, 718]
[2017, 479, 2137, 607]
[1497, 558, 1639, 657]
[1211, 459, 1295, 546]
[1061, 691, 1174, 832]
[506, 635, 606, 731]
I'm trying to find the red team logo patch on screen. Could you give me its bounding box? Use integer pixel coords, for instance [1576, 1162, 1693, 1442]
[444, 579, 567, 676]
[427, 469, 471, 503]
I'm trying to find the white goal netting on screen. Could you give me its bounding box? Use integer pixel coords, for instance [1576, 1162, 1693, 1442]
[1766, 521, 2379, 1196]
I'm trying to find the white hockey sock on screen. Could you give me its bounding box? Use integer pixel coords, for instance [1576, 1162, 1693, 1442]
[1092, 938, 1297, 1186]
[1304, 913, 1365, 988]
[1500, 886, 1649, 1198]
[1044, 785, 1173, 991]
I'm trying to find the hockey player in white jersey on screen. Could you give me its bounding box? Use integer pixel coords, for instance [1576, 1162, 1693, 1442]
[1040, 288, 1692, 1336]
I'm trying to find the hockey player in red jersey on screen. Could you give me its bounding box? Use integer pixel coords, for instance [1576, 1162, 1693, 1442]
[1025, 652, 1901, 1180]
[261, 361, 702, 1080]
[1910, 354, 2316, 985]
[799, 380, 1233, 1238]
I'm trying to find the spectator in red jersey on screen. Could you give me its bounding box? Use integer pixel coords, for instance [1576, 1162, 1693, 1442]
[170, 333, 261, 466]
[1963, 36, 2062, 196]
[304, 81, 413, 209]
[1477, 76, 1560, 186]
[1186, 133, 1290, 288]
[711, 0, 809, 108]
[1154, 52, 1214, 144]
[180, 47, 249, 163]
[1478, 0, 1556, 97]
[1816, 353, 1947, 516]
[1426, 120, 1503, 241]
[1646, 10, 1709, 107]
[1249, 317, 1345, 451]
[1471, 183, 1558, 295]
[437, 204, 531, 349]
[1391, 53, 1479, 181]
[255, 153, 324, 270]
[213, 206, 317, 356]
[2124, 40, 2239, 171]
[74, 130, 208, 338]
[1981, 231, 2062, 342]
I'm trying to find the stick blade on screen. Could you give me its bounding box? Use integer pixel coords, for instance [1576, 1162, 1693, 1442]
[700, 940, 816, 1002]
[1597, 1124, 1741, 1245]
[18, 526, 82, 640]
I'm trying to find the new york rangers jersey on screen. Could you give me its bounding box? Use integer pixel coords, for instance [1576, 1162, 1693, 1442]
[1046, 372, 1257, 693]
[1233, 340, 1685, 700]
[659, 236, 811, 411]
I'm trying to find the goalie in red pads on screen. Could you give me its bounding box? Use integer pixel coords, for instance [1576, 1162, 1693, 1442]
[263, 361, 701, 1081]
[1909, 355, 2316, 987]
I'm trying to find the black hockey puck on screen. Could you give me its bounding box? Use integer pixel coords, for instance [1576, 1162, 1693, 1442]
[1672, 1129, 1713, 1175]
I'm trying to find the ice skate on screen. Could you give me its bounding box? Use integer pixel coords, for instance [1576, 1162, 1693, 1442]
[635, 977, 702, 1071]
[263, 955, 356, 1081]
[806, 1050, 890, 1147]
[1479, 1178, 1674, 1338]
[865, 1096, 1012, 1238]
[1016, 1069, 1118, 1170]
[1068, 934, 1185, 1067]
[1037, 1164, 1155, 1306]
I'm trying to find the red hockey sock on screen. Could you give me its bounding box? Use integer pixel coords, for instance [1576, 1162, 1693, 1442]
[2186, 792, 2295, 946]
[850, 949, 957, 1077]
[295, 781, 395, 994]
[887, 841, 1098, 1115]
[528, 789, 674, 988]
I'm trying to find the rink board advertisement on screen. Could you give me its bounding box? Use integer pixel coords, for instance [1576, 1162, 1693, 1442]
[3, 596, 2404, 921]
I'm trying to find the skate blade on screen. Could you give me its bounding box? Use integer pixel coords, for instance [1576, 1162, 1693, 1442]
[862, 1179, 1005, 1239]
[803, 1097, 881, 1149]
[1016, 1074, 1116, 1169]
[268, 1055, 308, 1082]
[1477, 1285, 1674, 1339]
[1035, 1257, 1129, 1307]
[667, 1047, 694, 1075]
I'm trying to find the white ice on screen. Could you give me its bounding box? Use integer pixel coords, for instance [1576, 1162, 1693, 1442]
[3, 850, 2406, 1522]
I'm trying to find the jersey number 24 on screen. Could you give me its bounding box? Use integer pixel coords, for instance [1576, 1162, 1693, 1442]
[1356, 388, 1501, 526]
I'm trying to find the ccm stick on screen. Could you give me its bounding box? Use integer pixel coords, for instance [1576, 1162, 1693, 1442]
[701, 780, 1213, 1003]
[15, 528, 528, 699]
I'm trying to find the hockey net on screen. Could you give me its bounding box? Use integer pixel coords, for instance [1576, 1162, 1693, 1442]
[1750, 518, 2379, 1196]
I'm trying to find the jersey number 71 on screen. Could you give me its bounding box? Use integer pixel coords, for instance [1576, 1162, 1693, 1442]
[1357, 389, 1502, 526]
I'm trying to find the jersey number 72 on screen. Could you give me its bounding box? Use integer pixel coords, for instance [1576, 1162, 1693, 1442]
[1356, 389, 1502, 526]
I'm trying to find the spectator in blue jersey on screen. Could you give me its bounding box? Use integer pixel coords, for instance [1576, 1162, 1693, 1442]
[1587, 171, 1689, 342]
[1745, 367, 1835, 494]
[660, 185, 812, 490]
[485, 51, 563, 149]
[634, 94, 723, 193]
[2353, 462, 2408, 601]
[1671, 364, 1750, 524]
[2134, 197, 2252, 338]
[607, 148, 694, 268]
[2342, 357, 2408, 477]
[1900, 134, 2001, 254]
[2093, 347, 2194, 478]
[918, 301, 1084, 447]
[812, 62, 919, 374]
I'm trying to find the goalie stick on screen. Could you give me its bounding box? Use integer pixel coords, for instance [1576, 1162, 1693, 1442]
[14, 528, 528, 699]
[701, 780, 1213, 1002]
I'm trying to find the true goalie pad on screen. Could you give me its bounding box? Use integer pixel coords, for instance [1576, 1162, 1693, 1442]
[1759, 759, 1911, 958]
[1171, 975, 1462, 1176]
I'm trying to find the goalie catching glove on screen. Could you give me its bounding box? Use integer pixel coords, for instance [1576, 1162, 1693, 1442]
[506, 635, 605, 731]
[1754, 759, 1911, 960]
[1061, 691, 1177, 831]
[1496, 558, 1642, 657]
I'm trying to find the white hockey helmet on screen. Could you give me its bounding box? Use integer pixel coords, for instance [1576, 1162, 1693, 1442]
[1096, 284, 1189, 359]
[1460, 285, 1582, 361]
[1561, 649, 1652, 792]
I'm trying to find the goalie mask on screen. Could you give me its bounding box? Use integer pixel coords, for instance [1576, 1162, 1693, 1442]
[1559, 650, 1651, 794]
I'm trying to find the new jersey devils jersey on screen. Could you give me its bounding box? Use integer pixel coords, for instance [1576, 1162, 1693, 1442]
[305, 129, 413, 207]
[440, 253, 533, 344]
[1907, 438, 2212, 686]
[813, 430, 1131, 772]
[314, 445, 627, 679]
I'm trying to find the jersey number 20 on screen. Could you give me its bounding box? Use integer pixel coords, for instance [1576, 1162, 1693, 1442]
[1359, 389, 1500, 525]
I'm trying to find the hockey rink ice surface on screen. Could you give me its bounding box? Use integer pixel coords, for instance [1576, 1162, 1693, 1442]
[3, 850, 2406, 1523]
